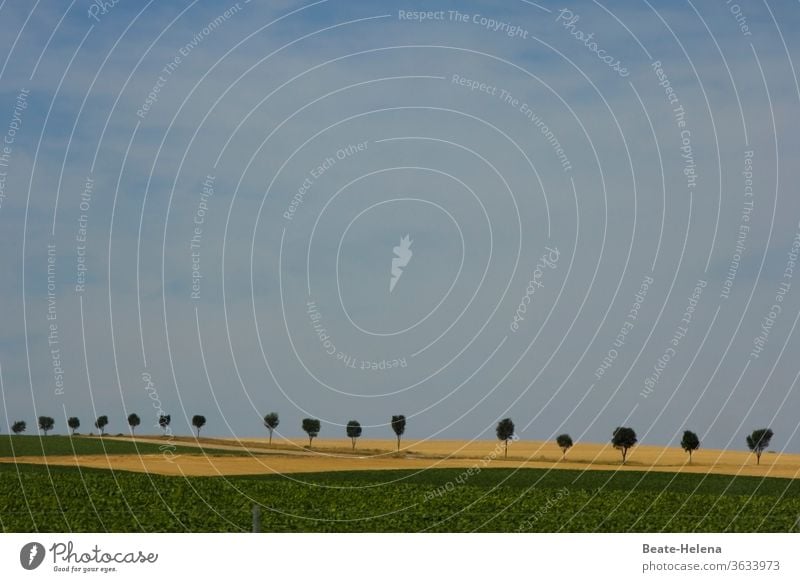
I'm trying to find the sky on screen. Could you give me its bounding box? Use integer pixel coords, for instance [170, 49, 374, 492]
[0, 0, 799, 453]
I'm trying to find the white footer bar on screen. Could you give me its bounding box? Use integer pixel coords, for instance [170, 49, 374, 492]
[1, 533, 797, 580]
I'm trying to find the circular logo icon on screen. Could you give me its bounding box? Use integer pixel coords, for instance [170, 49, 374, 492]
[19, 542, 46, 570]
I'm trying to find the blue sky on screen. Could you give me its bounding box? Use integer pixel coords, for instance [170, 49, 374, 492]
[1, 0, 799, 453]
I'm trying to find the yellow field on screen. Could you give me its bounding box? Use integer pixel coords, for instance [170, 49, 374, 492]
[3, 435, 799, 479]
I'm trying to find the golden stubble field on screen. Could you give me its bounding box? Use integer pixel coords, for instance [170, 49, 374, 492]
[3, 436, 800, 479]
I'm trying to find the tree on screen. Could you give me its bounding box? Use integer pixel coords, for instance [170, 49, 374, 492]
[556, 433, 573, 459]
[746, 428, 774, 465]
[263, 412, 279, 445]
[38, 416, 54, 436]
[302, 418, 320, 447]
[346, 420, 362, 450]
[681, 430, 700, 463]
[94, 415, 109, 436]
[611, 426, 637, 464]
[127, 413, 141, 435]
[496, 418, 515, 459]
[391, 415, 406, 451]
[11, 420, 26, 434]
[67, 417, 80, 435]
[192, 415, 206, 438]
[158, 414, 171, 435]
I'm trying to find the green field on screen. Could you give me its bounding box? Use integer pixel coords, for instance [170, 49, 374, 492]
[0, 435, 243, 457]
[1, 463, 798, 532]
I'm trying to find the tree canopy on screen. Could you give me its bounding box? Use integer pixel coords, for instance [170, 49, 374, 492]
[38, 416, 55, 436]
[680, 430, 700, 463]
[746, 428, 774, 465]
[556, 433, 573, 458]
[94, 415, 109, 435]
[192, 415, 207, 437]
[391, 415, 406, 451]
[611, 426, 637, 464]
[496, 418, 515, 459]
[346, 420, 362, 450]
[264, 412, 279, 444]
[127, 413, 141, 434]
[302, 418, 321, 447]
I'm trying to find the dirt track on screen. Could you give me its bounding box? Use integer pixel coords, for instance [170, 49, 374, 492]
[2, 437, 799, 479]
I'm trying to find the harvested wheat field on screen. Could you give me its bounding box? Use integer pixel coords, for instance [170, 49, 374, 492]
[3, 435, 799, 479]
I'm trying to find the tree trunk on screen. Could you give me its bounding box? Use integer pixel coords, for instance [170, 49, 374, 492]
[352, 438, 356, 450]
[688, 450, 692, 464]
[309, 435, 313, 447]
[505, 439, 508, 459]
[268, 430, 272, 445]
[397, 436, 400, 452]
[622, 448, 627, 464]
[756, 452, 761, 465]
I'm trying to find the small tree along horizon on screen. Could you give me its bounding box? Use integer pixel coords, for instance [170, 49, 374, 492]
[38, 416, 54, 436]
[556, 434, 573, 459]
[263, 412, 279, 445]
[158, 414, 171, 435]
[94, 415, 109, 436]
[127, 413, 141, 435]
[746, 428, 774, 465]
[681, 430, 700, 463]
[612, 426, 637, 464]
[496, 418, 515, 459]
[302, 418, 321, 447]
[67, 417, 80, 435]
[192, 415, 206, 438]
[346, 420, 362, 450]
[391, 415, 406, 452]
[11, 420, 26, 434]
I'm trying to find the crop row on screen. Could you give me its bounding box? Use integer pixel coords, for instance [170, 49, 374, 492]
[1, 465, 797, 533]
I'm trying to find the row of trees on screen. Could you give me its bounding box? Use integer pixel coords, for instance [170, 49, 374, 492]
[9, 412, 398, 449]
[494, 418, 575, 460]
[11, 413, 777, 464]
[10, 413, 207, 437]
[494, 419, 774, 465]
[293, 414, 407, 450]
